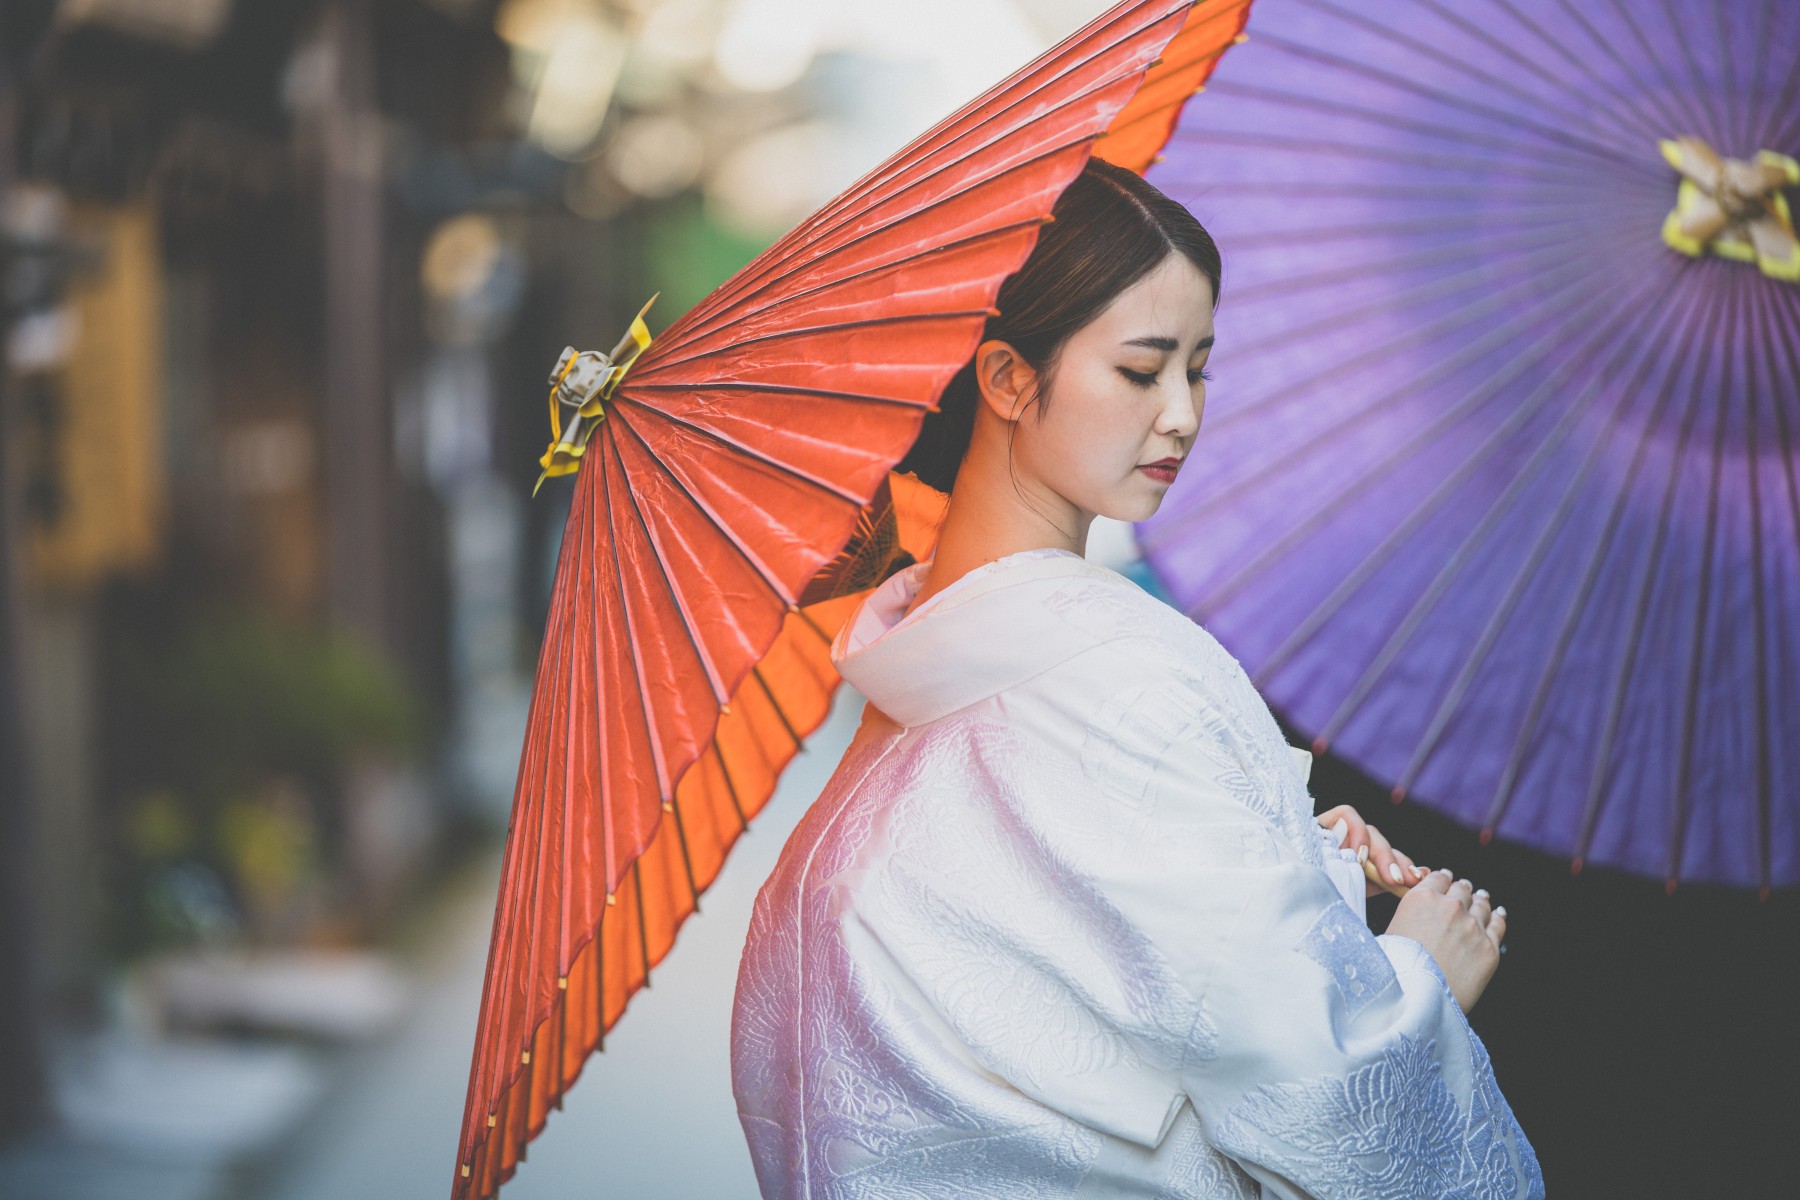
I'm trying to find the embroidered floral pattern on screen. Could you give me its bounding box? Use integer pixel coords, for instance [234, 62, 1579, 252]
[1045, 572, 1322, 867]
[1214, 1032, 1542, 1200]
[1299, 900, 1399, 1019]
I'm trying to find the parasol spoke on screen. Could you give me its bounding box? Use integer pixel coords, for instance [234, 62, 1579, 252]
[1251, 14, 1662, 174]
[1283, 264, 1673, 738]
[1209, 263, 1620, 632]
[601, 424, 735, 708]
[603, 407, 803, 608]
[1218, 221, 1612, 308]
[1220, 208, 1627, 250]
[1200, 77, 1653, 177]
[598, 424, 679, 812]
[1143, 240, 1595, 540]
[1410, 0, 1672, 149]
[1477, 266, 1719, 839]
[1156, 179, 1623, 202]
[1664, 266, 1747, 889]
[1604, 0, 1721, 144]
[1394, 284, 1692, 801]
[625, 379, 932, 408]
[636, 223, 1045, 367]
[1168, 126, 1637, 185]
[1567, 260, 1736, 870]
[1746, 273, 1800, 896]
[1179, 256, 1609, 608]
[645, 133, 1095, 367]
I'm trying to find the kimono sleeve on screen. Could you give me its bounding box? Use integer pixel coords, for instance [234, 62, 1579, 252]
[1051, 636, 1544, 1200]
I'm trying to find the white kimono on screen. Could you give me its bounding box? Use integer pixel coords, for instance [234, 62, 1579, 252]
[731, 547, 1542, 1199]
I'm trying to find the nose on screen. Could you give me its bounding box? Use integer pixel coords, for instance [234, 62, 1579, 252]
[1156, 376, 1202, 440]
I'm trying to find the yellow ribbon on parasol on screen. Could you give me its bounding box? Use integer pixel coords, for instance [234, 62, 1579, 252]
[534, 293, 659, 496]
[1659, 136, 1800, 283]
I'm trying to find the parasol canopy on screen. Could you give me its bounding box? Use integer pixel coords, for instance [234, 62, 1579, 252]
[1138, 0, 1800, 894]
[453, 2, 1253, 1195]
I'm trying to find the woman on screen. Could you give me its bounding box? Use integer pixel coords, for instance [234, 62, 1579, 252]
[730, 157, 1541, 1199]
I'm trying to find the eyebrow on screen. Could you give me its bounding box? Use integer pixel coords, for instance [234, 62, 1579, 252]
[1122, 335, 1215, 351]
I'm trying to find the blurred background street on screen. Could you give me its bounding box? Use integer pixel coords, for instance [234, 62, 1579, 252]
[0, 1, 1106, 1196]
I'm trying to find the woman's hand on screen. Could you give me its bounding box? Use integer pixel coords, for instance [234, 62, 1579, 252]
[1315, 804, 1431, 898]
[1385, 869, 1507, 1013]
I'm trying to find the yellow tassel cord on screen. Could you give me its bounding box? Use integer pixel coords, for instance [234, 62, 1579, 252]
[533, 293, 660, 496]
[1659, 136, 1800, 283]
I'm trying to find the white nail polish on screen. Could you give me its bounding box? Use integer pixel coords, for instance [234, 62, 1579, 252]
[1494, 906, 1507, 917]
[1475, 889, 1489, 899]
[1331, 818, 1349, 848]
[1388, 862, 1403, 883]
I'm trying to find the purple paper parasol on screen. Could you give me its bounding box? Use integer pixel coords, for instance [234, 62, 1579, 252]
[1139, 0, 1800, 893]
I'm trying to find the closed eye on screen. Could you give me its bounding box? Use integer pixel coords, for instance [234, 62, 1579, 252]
[1119, 367, 1213, 386]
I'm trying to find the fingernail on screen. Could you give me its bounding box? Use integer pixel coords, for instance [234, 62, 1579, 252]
[1494, 906, 1507, 917]
[1358, 845, 1369, 863]
[1413, 865, 1428, 876]
[1330, 818, 1349, 847]
[1476, 888, 1489, 899]
[1436, 868, 1453, 879]
[1388, 863, 1403, 883]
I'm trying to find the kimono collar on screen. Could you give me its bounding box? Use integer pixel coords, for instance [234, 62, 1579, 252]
[831, 546, 1124, 728]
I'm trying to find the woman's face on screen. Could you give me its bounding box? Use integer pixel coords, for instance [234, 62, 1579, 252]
[1006, 250, 1215, 525]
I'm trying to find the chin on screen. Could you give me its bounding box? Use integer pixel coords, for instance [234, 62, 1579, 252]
[1102, 495, 1162, 524]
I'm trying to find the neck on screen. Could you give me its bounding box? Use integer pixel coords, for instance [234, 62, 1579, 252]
[904, 420, 1091, 617]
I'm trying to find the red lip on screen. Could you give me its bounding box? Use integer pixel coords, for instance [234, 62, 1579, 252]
[1138, 457, 1182, 484]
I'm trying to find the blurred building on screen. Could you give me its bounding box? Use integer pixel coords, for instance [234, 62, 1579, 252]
[0, 0, 1106, 1188]
[0, 0, 529, 1144]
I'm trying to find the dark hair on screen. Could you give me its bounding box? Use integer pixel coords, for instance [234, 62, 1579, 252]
[896, 157, 1222, 493]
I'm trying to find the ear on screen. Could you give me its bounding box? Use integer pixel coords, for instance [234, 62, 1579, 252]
[972, 338, 1038, 423]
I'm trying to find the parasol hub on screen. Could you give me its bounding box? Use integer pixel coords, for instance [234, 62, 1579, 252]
[533, 293, 660, 495]
[1659, 137, 1799, 283]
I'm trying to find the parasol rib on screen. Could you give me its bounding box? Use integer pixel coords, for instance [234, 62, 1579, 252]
[1477, 258, 1712, 836]
[1396, 285, 1689, 801]
[1598, 0, 1714, 141]
[1168, 127, 1638, 184]
[1291, 272, 1669, 740]
[1179, 220, 1619, 419]
[1569, 263, 1734, 870]
[604, 414, 758, 707]
[750, 665, 806, 753]
[1257, 12, 1662, 173]
[615, 403, 865, 505]
[1243, 274, 1641, 697]
[598, 426, 676, 809]
[1413, 0, 1670, 149]
[1147, 245, 1599, 557]
[1665, 269, 1744, 888]
[605, 404, 800, 606]
[1201, 260, 1609, 618]
[632, 221, 1049, 365]
[1202, 78, 1658, 174]
[710, 743, 750, 835]
[1749, 280, 1800, 893]
[1217, 222, 1615, 308]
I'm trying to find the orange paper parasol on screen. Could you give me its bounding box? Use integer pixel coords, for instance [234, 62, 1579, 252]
[453, 2, 1251, 1195]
